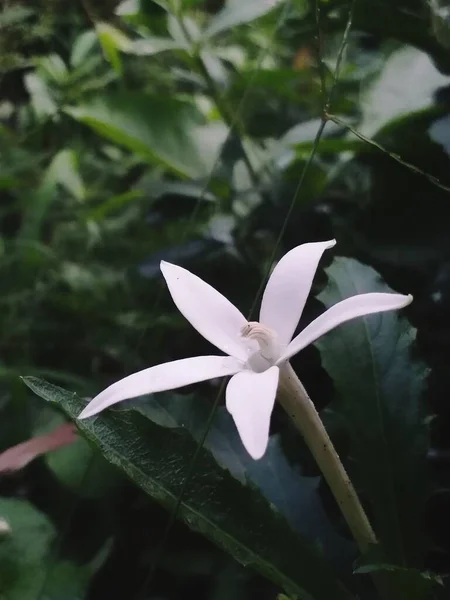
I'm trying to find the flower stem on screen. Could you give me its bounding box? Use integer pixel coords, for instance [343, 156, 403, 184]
[278, 362, 376, 553]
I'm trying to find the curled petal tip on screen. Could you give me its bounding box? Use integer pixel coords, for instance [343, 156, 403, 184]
[404, 293, 413, 305]
[327, 239, 337, 247]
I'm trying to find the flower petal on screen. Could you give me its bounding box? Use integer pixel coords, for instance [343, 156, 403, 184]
[79, 355, 243, 419]
[279, 292, 413, 362]
[160, 261, 249, 361]
[226, 366, 279, 460]
[259, 240, 336, 346]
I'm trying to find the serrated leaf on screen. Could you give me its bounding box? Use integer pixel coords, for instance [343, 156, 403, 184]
[316, 257, 429, 567]
[66, 92, 228, 179]
[23, 377, 354, 600]
[133, 392, 356, 572]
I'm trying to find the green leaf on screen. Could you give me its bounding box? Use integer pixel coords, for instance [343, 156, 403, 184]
[126, 36, 185, 56]
[0, 497, 110, 599]
[133, 392, 356, 573]
[70, 30, 99, 68]
[23, 72, 57, 120]
[359, 46, 450, 137]
[354, 563, 442, 600]
[23, 377, 353, 600]
[0, 498, 54, 600]
[19, 149, 84, 241]
[316, 258, 429, 567]
[66, 92, 228, 178]
[204, 0, 282, 39]
[430, 0, 450, 49]
[96, 22, 132, 75]
[45, 149, 85, 201]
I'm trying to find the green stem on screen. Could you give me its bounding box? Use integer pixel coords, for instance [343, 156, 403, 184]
[278, 364, 399, 600]
[278, 363, 377, 553]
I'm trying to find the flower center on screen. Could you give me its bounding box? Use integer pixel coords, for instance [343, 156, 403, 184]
[240, 322, 280, 372]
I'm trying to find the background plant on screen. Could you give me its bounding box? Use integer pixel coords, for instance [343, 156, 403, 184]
[1, 0, 450, 598]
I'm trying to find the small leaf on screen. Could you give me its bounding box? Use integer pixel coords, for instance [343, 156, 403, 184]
[23, 377, 353, 600]
[126, 36, 185, 56]
[45, 149, 85, 200]
[23, 73, 57, 120]
[317, 258, 429, 567]
[71, 30, 99, 67]
[204, 0, 283, 39]
[66, 92, 228, 178]
[96, 22, 132, 75]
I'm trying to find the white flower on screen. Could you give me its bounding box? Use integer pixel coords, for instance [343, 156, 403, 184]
[78, 240, 412, 459]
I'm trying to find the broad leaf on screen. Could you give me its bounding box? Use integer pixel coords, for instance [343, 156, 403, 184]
[133, 392, 356, 573]
[204, 0, 283, 39]
[67, 93, 228, 179]
[0, 498, 54, 600]
[316, 258, 429, 567]
[23, 377, 354, 600]
[0, 498, 104, 600]
[359, 46, 450, 137]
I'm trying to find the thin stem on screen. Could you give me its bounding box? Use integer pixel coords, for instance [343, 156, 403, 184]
[278, 364, 399, 600]
[278, 362, 376, 553]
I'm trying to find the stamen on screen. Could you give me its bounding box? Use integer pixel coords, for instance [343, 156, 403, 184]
[241, 321, 279, 361]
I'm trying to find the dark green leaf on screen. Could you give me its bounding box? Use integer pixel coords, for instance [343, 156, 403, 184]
[133, 392, 356, 574]
[316, 257, 429, 567]
[23, 377, 354, 600]
[0, 498, 54, 600]
[354, 563, 442, 600]
[66, 93, 228, 178]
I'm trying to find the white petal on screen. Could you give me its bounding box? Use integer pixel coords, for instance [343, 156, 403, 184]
[259, 240, 336, 346]
[279, 292, 413, 362]
[226, 366, 279, 460]
[160, 261, 249, 361]
[79, 355, 243, 419]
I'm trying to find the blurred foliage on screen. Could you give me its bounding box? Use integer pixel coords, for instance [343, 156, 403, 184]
[1, 0, 450, 598]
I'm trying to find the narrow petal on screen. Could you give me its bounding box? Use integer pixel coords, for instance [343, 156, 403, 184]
[259, 240, 336, 346]
[279, 292, 413, 363]
[160, 261, 249, 361]
[79, 355, 243, 419]
[226, 366, 279, 460]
